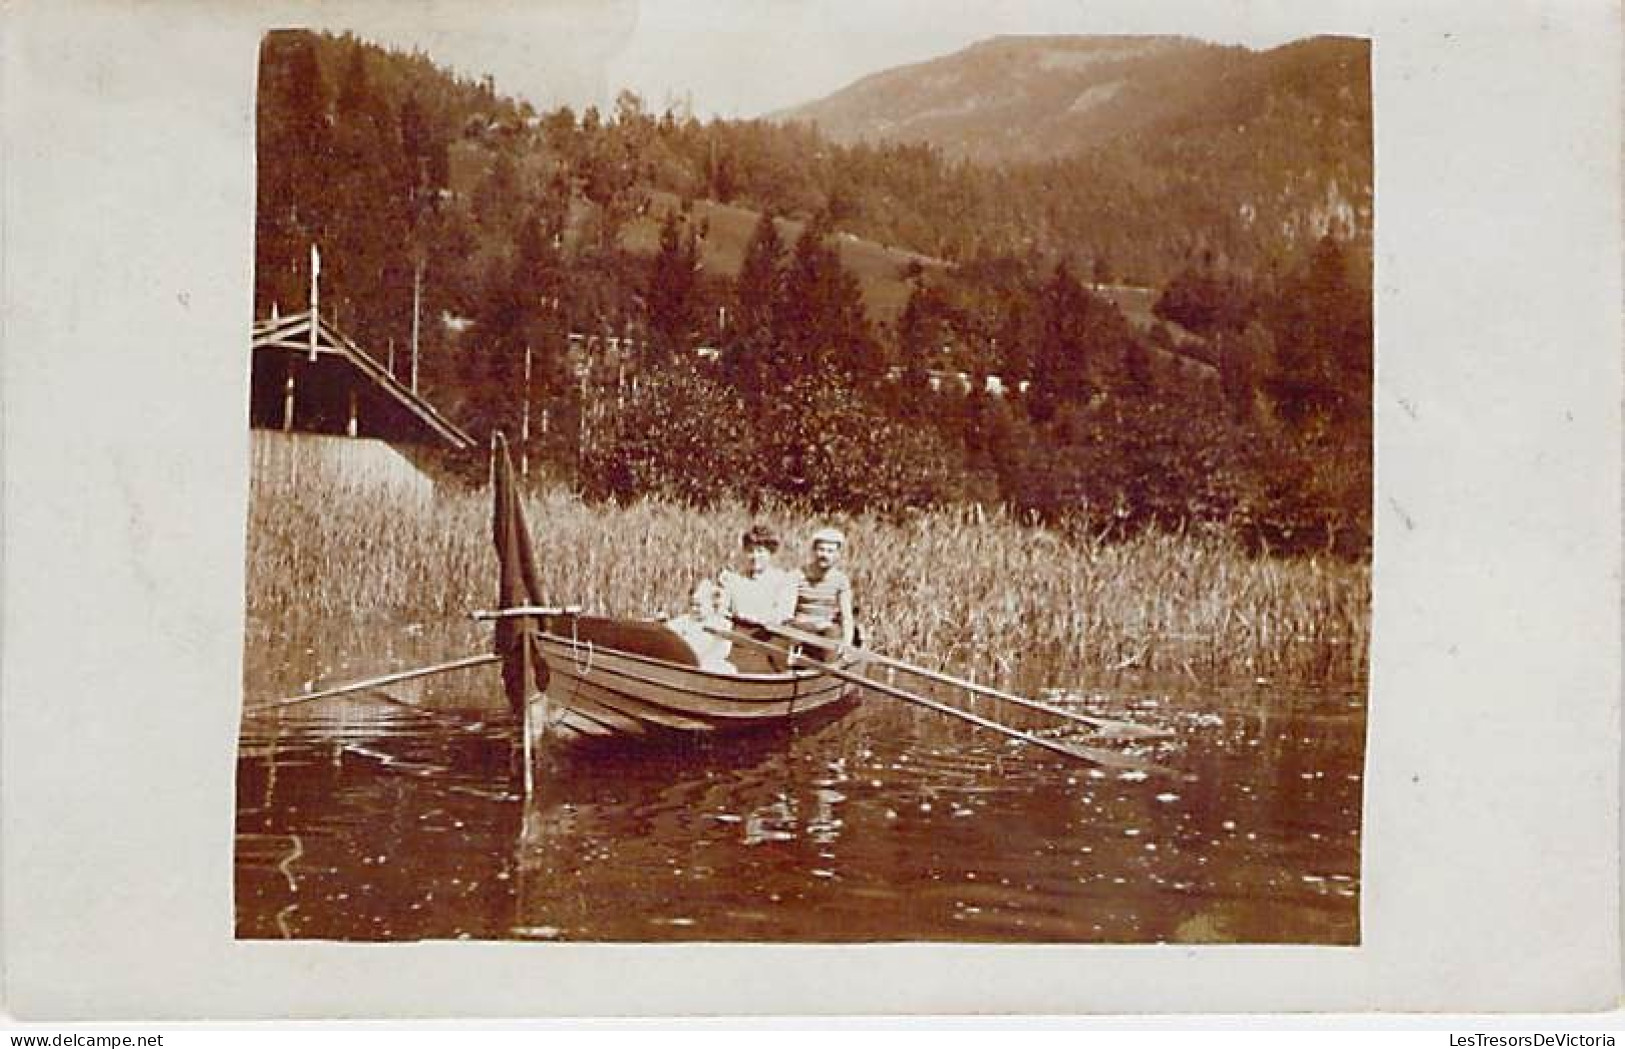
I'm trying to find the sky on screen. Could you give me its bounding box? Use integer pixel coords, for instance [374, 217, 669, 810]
[325, 0, 1353, 120]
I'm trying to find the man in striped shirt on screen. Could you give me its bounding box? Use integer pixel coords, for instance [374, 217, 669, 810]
[790, 526, 855, 656]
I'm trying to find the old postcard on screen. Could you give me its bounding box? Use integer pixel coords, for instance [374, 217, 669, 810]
[1, 0, 1618, 1020]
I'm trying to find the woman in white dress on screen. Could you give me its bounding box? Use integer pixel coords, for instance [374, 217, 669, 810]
[709, 523, 798, 672]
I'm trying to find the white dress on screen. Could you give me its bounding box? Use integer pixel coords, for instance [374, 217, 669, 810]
[664, 614, 735, 672]
[717, 566, 798, 626]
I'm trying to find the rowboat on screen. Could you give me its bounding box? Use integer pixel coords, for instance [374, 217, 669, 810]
[521, 612, 865, 742]
[481, 428, 868, 745]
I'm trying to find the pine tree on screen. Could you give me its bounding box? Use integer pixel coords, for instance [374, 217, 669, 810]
[994, 298, 1035, 382]
[646, 210, 699, 358]
[736, 210, 783, 323]
[724, 209, 784, 403]
[474, 150, 521, 232]
[1264, 234, 1369, 427]
[774, 213, 874, 383]
[398, 91, 434, 205]
[255, 31, 331, 316]
[895, 284, 939, 417]
[1029, 261, 1090, 421]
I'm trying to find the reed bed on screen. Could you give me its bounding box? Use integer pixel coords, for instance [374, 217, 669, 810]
[246, 458, 1369, 690]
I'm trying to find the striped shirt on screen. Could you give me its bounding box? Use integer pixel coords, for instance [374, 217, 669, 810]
[792, 567, 851, 630]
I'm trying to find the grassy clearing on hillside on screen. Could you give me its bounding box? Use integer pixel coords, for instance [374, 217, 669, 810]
[246, 453, 1369, 690]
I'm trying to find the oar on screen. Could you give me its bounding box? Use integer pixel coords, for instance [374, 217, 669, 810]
[749, 620, 1169, 740]
[714, 627, 1162, 773]
[354, 690, 492, 734]
[244, 653, 501, 714]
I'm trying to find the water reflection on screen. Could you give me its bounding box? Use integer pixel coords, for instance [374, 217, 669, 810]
[237, 635, 1363, 944]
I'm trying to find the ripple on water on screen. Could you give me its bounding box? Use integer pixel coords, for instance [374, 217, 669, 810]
[235, 676, 1364, 943]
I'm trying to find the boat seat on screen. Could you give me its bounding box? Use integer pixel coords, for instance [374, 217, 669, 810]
[544, 614, 704, 668]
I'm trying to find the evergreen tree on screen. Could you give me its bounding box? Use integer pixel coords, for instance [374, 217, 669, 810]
[736, 210, 783, 323]
[474, 150, 521, 232]
[1154, 255, 1254, 337]
[461, 213, 569, 439]
[646, 210, 699, 358]
[774, 213, 875, 383]
[398, 91, 447, 206]
[1265, 234, 1369, 427]
[1029, 262, 1090, 421]
[724, 209, 784, 403]
[255, 31, 332, 315]
[894, 284, 940, 417]
[994, 298, 1035, 382]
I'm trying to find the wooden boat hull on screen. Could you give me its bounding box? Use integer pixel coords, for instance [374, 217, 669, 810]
[528, 615, 864, 742]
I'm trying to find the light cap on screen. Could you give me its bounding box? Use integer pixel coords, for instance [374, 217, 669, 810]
[810, 526, 846, 548]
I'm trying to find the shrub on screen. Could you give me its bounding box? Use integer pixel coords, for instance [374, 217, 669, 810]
[579, 360, 758, 506]
[581, 363, 963, 514]
[757, 377, 962, 513]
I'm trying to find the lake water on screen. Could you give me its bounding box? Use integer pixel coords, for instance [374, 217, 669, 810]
[236, 628, 1364, 943]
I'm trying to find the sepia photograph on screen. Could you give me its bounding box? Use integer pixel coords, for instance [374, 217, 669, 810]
[7, 0, 1624, 1023]
[232, 10, 1373, 947]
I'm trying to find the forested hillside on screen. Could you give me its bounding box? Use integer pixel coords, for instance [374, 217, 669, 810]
[255, 30, 1371, 555]
[781, 34, 1371, 277]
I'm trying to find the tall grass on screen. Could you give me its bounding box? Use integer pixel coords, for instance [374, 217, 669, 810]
[246, 456, 1369, 691]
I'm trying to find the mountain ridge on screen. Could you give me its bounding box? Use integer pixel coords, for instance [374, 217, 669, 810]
[775, 34, 1367, 168]
[771, 33, 1370, 273]
[771, 34, 1203, 156]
